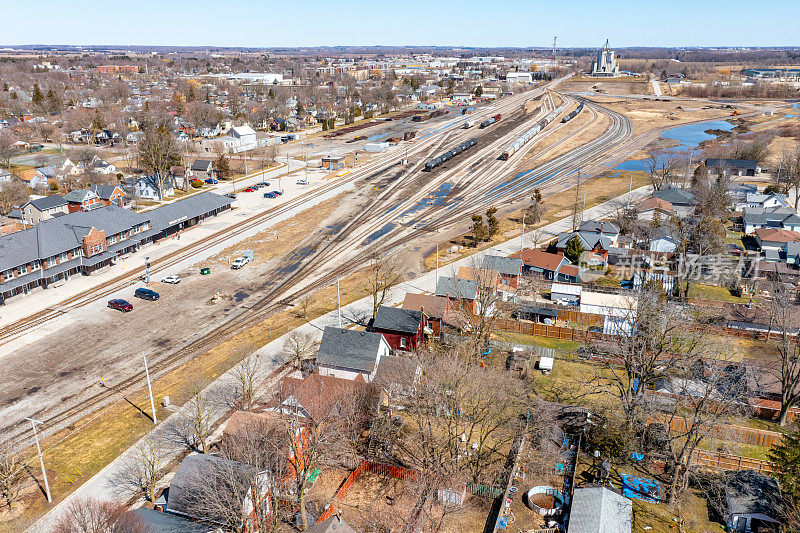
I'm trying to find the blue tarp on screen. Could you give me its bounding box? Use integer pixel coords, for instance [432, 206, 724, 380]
[620, 473, 661, 503]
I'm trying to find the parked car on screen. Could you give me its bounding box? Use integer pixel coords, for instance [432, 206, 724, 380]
[204, 178, 219, 185]
[243, 187, 257, 192]
[256, 181, 270, 187]
[231, 256, 249, 269]
[161, 275, 181, 284]
[296, 179, 308, 185]
[225, 193, 237, 199]
[263, 192, 277, 198]
[134, 288, 160, 301]
[108, 299, 133, 312]
[271, 190, 283, 196]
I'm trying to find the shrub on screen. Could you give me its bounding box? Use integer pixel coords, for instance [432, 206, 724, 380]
[191, 179, 204, 188]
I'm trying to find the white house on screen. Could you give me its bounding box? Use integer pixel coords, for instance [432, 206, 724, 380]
[580, 291, 638, 318]
[316, 326, 390, 382]
[649, 226, 678, 253]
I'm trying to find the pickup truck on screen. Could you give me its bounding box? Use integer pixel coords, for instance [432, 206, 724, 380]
[231, 256, 249, 269]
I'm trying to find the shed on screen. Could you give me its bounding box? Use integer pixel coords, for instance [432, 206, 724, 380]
[321, 155, 345, 169]
[551, 282, 582, 305]
[515, 305, 559, 324]
[725, 470, 783, 533]
[568, 486, 632, 533]
[580, 291, 637, 318]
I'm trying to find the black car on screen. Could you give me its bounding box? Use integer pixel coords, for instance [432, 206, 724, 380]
[134, 287, 160, 301]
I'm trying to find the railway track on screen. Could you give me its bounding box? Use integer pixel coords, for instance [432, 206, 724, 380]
[1, 81, 563, 449]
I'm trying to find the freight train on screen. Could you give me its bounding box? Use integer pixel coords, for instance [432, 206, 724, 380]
[499, 106, 565, 160]
[561, 102, 584, 123]
[479, 114, 502, 129]
[423, 138, 478, 171]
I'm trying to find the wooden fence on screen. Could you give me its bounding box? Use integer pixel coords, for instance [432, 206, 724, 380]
[493, 318, 603, 342]
[692, 449, 776, 474]
[316, 460, 433, 523]
[660, 417, 784, 448]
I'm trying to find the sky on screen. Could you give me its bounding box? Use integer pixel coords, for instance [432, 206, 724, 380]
[2, 0, 799, 49]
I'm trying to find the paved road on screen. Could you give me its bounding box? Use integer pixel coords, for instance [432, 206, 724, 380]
[28, 184, 652, 532]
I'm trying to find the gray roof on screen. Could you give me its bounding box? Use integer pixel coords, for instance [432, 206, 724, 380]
[62, 189, 96, 203]
[130, 508, 213, 533]
[557, 231, 612, 251]
[743, 206, 800, 227]
[787, 241, 800, 258]
[191, 159, 213, 172]
[147, 192, 232, 233]
[652, 188, 696, 206]
[0, 205, 149, 273]
[89, 184, 120, 200]
[435, 276, 478, 300]
[317, 326, 385, 373]
[706, 158, 757, 170]
[578, 220, 620, 235]
[649, 226, 675, 241]
[24, 195, 67, 211]
[305, 515, 357, 533]
[725, 470, 783, 521]
[569, 487, 632, 533]
[372, 306, 423, 334]
[167, 454, 256, 524]
[483, 254, 522, 276]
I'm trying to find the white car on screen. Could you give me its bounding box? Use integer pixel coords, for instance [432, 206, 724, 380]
[160, 275, 181, 284]
[296, 178, 308, 185]
[231, 257, 249, 269]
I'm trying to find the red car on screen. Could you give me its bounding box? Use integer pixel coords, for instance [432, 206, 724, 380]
[108, 299, 133, 312]
[243, 187, 257, 192]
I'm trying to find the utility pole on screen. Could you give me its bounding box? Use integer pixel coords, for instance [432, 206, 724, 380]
[435, 244, 439, 285]
[144, 256, 150, 284]
[243, 149, 248, 176]
[520, 208, 525, 254]
[143, 351, 157, 425]
[25, 418, 51, 503]
[336, 279, 342, 327]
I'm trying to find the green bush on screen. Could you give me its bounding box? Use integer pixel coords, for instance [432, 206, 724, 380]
[191, 179, 204, 188]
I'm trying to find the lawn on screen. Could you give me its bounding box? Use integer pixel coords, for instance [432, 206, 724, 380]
[688, 283, 750, 304]
[492, 330, 583, 353]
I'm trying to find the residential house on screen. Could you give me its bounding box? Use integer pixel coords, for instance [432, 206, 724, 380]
[483, 254, 523, 291]
[0, 169, 11, 185]
[754, 228, 800, 262]
[17, 168, 48, 190]
[316, 326, 390, 382]
[636, 196, 674, 221]
[580, 291, 637, 318]
[62, 189, 103, 213]
[370, 305, 429, 352]
[126, 174, 175, 201]
[651, 188, 696, 218]
[20, 195, 69, 225]
[511, 249, 579, 282]
[373, 354, 423, 400]
[89, 184, 131, 209]
[435, 276, 479, 315]
[129, 508, 214, 532]
[648, 226, 678, 253]
[742, 206, 800, 234]
[164, 454, 271, 528]
[737, 191, 789, 211]
[706, 158, 760, 177]
[725, 470, 783, 533]
[268, 373, 368, 422]
[401, 292, 467, 336]
[568, 486, 632, 533]
[457, 266, 502, 302]
[556, 220, 619, 266]
[189, 159, 214, 180]
[126, 131, 144, 144]
[169, 166, 187, 189]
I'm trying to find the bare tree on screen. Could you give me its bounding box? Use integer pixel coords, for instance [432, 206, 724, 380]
[121, 438, 165, 502]
[0, 447, 23, 510]
[294, 294, 313, 320]
[282, 331, 317, 372]
[52, 498, 150, 533]
[0, 130, 15, 168]
[777, 147, 800, 210]
[363, 253, 402, 321]
[138, 125, 180, 202]
[230, 356, 264, 411]
[0, 179, 31, 215]
[763, 275, 800, 426]
[184, 384, 212, 453]
[646, 149, 680, 191]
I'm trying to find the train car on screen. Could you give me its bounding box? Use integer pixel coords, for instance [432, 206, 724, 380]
[479, 113, 502, 129]
[561, 102, 584, 123]
[423, 138, 478, 171]
[404, 131, 417, 141]
[499, 107, 564, 160]
[464, 119, 476, 129]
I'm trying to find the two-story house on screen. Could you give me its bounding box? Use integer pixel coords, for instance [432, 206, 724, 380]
[369, 305, 428, 352]
[89, 184, 131, 209]
[316, 326, 390, 382]
[63, 189, 103, 213]
[20, 195, 69, 225]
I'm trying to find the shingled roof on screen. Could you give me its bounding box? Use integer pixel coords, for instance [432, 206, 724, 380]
[317, 326, 387, 373]
[372, 306, 423, 334]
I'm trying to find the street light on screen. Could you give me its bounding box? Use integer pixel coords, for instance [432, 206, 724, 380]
[24, 418, 51, 503]
[145, 256, 150, 284]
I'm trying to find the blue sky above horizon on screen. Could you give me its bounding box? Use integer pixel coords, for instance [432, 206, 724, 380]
[3, 0, 799, 48]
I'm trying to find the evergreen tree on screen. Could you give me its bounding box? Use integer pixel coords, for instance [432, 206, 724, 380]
[474, 85, 483, 98]
[2, 82, 8, 91]
[267, 88, 275, 99]
[471, 214, 488, 245]
[31, 84, 44, 106]
[215, 153, 230, 180]
[328, 118, 335, 130]
[486, 207, 500, 238]
[768, 427, 800, 502]
[564, 235, 585, 264]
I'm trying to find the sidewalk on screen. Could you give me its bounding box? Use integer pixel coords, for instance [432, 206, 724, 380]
[28, 184, 651, 531]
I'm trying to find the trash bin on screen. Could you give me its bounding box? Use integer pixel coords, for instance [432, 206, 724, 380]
[200, 267, 211, 275]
